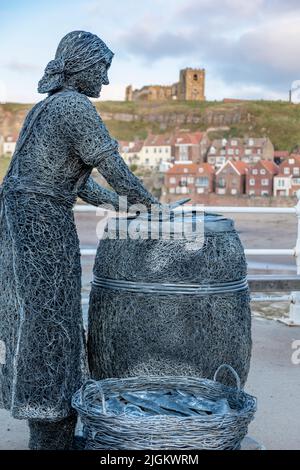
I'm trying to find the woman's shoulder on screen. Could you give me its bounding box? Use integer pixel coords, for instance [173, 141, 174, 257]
[45, 90, 101, 127]
[50, 89, 93, 109]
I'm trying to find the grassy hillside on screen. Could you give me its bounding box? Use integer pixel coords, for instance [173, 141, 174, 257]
[96, 100, 300, 152]
[2, 99, 300, 152]
[0, 156, 10, 183]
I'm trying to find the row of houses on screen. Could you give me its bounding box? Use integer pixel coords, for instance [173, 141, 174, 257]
[119, 132, 282, 171]
[119, 131, 210, 171]
[164, 155, 300, 197]
[1, 129, 298, 198]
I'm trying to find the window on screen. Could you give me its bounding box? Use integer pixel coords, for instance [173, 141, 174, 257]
[257, 149, 261, 155]
[289, 158, 295, 164]
[245, 149, 251, 155]
[179, 145, 189, 161]
[153, 148, 157, 153]
[249, 190, 255, 195]
[248, 139, 254, 146]
[197, 187, 204, 194]
[193, 74, 198, 80]
[261, 179, 269, 186]
[235, 149, 239, 155]
[145, 148, 148, 153]
[277, 179, 286, 187]
[169, 188, 175, 194]
[165, 148, 168, 153]
[169, 177, 176, 184]
[187, 177, 194, 184]
[249, 178, 255, 186]
[159, 148, 162, 153]
[183, 168, 188, 173]
[198, 167, 204, 173]
[261, 190, 269, 196]
[284, 167, 290, 174]
[293, 167, 300, 175]
[227, 149, 234, 155]
[252, 169, 258, 175]
[231, 188, 237, 195]
[195, 177, 209, 187]
[260, 169, 266, 175]
[231, 140, 237, 146]
[218, 177, 226, 188]
[145, 158, 149, 164]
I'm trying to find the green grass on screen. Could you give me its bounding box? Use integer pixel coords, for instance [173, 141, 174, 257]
[3, 99, 300, 151]
[0, 156, 11, 183]
[97, 99, 300, 151]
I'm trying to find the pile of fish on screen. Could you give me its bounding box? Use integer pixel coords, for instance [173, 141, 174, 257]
[100, 390, 234, 417]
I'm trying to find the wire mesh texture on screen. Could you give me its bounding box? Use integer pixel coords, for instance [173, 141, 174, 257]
[88, 213, 252, 388]
[0, 30, 160, 450]
[72, 365, 257, 450]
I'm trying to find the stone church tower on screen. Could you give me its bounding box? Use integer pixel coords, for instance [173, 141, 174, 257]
[125, 67, 206, 101]
[178, 68, 205, 101]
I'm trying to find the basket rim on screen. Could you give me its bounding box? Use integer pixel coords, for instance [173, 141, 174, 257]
[72, 374, 257, 422]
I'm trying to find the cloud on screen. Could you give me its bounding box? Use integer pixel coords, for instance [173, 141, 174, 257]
[119, 3, 300, 94]
[177, 0, 300, 24]
[119, 27, 196, 62]
[3, 60, 40, 73]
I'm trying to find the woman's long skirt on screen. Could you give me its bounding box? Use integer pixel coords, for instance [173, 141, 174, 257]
[0, 189, 88, 420]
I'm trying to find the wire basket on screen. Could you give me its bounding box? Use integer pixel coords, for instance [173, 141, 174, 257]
[72, 365, 257, 450]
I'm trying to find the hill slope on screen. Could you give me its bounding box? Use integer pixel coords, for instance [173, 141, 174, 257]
[1, 100, 300, 151]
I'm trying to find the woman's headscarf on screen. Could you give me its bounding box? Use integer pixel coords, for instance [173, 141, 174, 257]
[38, 31, 114, 94]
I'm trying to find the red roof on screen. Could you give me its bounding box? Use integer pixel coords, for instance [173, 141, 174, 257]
[130, 141, 144, 153]
[173, 131, 204, 145]
[218, 160, 249, 175]
[274, 173, 292, 178]
[274, 150, 289, 158]
[260, 160, 279, 174]
[144, 134, 172, 146]
[279, 155, 300, 168]
[166, 162, 214, 175]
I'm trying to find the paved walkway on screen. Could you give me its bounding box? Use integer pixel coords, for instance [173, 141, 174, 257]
[0, 317, 299, 450]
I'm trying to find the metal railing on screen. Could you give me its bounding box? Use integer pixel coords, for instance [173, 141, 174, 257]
[75, 195, 300, 326]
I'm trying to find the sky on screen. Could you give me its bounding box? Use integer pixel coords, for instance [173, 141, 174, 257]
[0, 0, 300, 103]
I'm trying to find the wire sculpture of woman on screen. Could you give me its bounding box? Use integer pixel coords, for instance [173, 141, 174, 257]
[0, 31, 159, 449]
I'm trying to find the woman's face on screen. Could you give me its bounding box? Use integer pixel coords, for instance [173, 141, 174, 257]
[68, 59, 111, 98]
[88, 60, 111, 97]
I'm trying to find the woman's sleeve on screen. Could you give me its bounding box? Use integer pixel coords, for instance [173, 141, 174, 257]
[70, 96, 159, 209]
[96, 149, 159, 209]
[77, 175, 119, 209]
[74, 98, 120, 167]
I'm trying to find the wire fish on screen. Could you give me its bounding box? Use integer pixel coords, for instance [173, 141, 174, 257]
[120, 392, 182, 416]
[105, 396, 126, 414]
[124, 404, 148, 416]
[173, 391, 233, 415]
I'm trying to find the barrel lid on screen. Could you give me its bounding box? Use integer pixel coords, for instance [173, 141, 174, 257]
[105, 210, 234, 237]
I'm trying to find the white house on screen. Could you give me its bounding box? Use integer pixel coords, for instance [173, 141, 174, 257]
[119, 140, 143, 165]
[138, 134, 173, 169]
[3, 136, 17, 156]
[273, 174, 292, 196]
